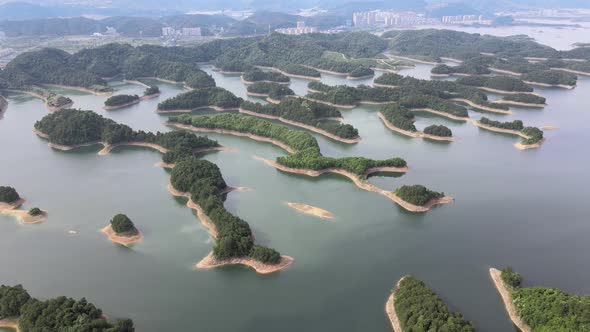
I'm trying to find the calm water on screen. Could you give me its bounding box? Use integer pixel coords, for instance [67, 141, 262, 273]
[1, 37, 590, 332]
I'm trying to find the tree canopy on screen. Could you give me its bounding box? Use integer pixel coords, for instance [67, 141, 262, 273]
[110, 214, 138, 235]
[0, 186, 20, 203]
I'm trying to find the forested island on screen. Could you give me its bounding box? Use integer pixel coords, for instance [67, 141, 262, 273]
[0, 284, 134, 331]
[0, 186, 46, 224]
[157, 87, 243, 112]
[394, 185, 450, 208]
[167, 113, 450, 212]
[456, 76, 534, 94]
[476, 117, 544, 149]
[241, 69, 290, 84]
[239, 98, 360, 143]
[386, 275, 476, 332]
[379, 103, 453, 142]
[103, 86, 161, 110]
[245, 82, 295, 103]
[101, 213, 142, 246]
[490, 267, 590, 332]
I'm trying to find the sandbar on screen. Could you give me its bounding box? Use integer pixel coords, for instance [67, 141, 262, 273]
[522, 81, 575, 89]
[440, 57, 463, 64]
[239, 108, 361, 144]
[286, 202, 334, 220]
[542, 125, 558, 130]
[166, 122, 297, 153]
[378, 112, 454, 142]
[101, 224, 143, 247]
[514, 138, 545, 150]
[451, 98, 512, 114]
[489, 268, 532, 332]
[385, 276, 407, 332]
[0, 200, 47, 224]
[255, 66, 321, 81]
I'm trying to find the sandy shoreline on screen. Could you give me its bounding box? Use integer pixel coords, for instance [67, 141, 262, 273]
[410, 108, 469, 122]
[493, 100, 546, 108]
[476, 87, 538, 95]
[0, 200, 47, 224]
[167, 122, 297, 153]
[255, 66, 321, 81]
[103, 93, 160, 110]
[254, 157, 449, 213]
[156, 105, 239, 113]
[240, 76, 290, 85]
[473, 121, 544, 150]
[389, 55, 439, 65]
[238, 108, 361, 144]
[347, 74, 375, 80]
[122, 79, 151, 88]
[4, 89, 73, 112]
[515, 138, 545, 150]
[373, 83, 399, 88]
[489, 268, 532, 332]
[301, 65, 347, 77]
[378, 112, 454, 142]
[440, 57, 463, 63]
[286, 202, 334, 220]
[168, 183, 294, 274]
[451, 98, 512, 114]
[385, 276, 407, 332]
[522, 81, 575, 89]
[489, 68, 522, 76]
[101, 224, 143, 247]
[550, 67, 590, 76]
[98, 142, 168, 155]
[302, 97, 356, 109]
[0, 318, 20, 332]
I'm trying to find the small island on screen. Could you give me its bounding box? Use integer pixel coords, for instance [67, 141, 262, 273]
[101, 213, 142, 246]
[475, 117, 545, 149]
[347, 67, 375, 80]
[0, 284, 135, 331]
[0, 186, 47, 224]
[378, 104, 454, 142]
[245, 82, 295, 103]
[490, 266, 590, 332]
[241, 69, 290, 85]
[392, 185, 454, 212]
[156, 87, 243, 113]
[103, 86, 161, 110]
[286, 202, 334, 220]
[386, 275, 476, 332]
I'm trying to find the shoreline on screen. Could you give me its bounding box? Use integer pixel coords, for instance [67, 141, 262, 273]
[347, 74, 375, 80]
[300, 65, 347, 77]
[385, 276, 407, 332]
[103, 93, 161, 111]
[100, 224, 143, 247]
[254, 157, 450, 213]
[255, 66, 321, 81]
[522, 81, 575, 89]
[493, 100, 546, 108]
[0, 200, 47, 224]
[123, 79, 151, 88]
[168, 183, 294, 274]
[301, 96, 356, 109]
[212, 68, 244, 75]
[166, 122, 297, 153]
[410, 108, 469, 122]
[42, 84, 113, 96]
[156, 105, 239, 113]
[378, 112, 454, 142]
[489, 68, 522, 76]
[240, 76, 290, 85]
[515, 138, 545, 150]
[451, 98, 512, 114]
[440, 57, 463, 63]
[489, 268, 532, 332]
[550, 67, 590, 77]
[373, 83, 399, 88]
[285, 202, 334, 220]
[389, 55, 439, 65]
[475, 87, 538, 96]
[3, 89, 73, 112]
[0, 319, 19, 332]
[238, 108, 361, 144]
[98, 142, 169, 155]
[473, 121, 544, 150]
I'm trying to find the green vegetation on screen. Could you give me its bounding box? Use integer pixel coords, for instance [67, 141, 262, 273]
[45, 93, 73, 108]
[348, 67, 374, 78]
[521, 70, 577, 86]
[0, 284, 133, 331]
[241, 99, 358, 139]
[242, 69, 290, 83]
[424, 125, 452, 137]
[395, 185, 444, 206]
[246, 82, 295, 100]
[35, 109, 218, 163]
[168, 114, 406, 176]
[0, 186, 20, 203]
[521, 127, 544, 145]
[104, 94, 139, 107]
[27, 208, 42, 216]
[170, 158, 280, 264]
[432, 57, 493, 76]
[479, 117, 524, 131]
[380, 103, 417, 132]
[456, 75, 534, 92]
[157, 88, 243, 110]
[278, 64, 320, 78]
[144, 86, 160, 96]
[394, 276, 476, 332]
[110, 214, 138, 236]
[499, 267, 590, 332]
[503, 94, 546, 105]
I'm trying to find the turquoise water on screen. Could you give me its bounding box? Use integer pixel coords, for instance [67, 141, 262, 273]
[1, 39, 590, 332]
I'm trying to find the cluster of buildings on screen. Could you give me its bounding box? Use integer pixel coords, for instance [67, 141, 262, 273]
[353, 11, 438, 28]
[442, 15, 492, 25]
[161, 27, 202, 38]
[275, 21, 318, 35]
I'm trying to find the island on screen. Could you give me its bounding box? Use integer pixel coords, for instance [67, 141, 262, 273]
[101, 213, 142, 246]
[490, 266, 590, 332]
[241, 69, 290, 85]
[167, 113, 451, 213]
[386, 275, 476, 332]
[2, 87, 73, 112]
[475, 117, 545, 149]
[0, 186, 46, 224]
[378, 103, 454, 142]
[103, 86, 161, 110]
[456, 75, 535, 95]
[245, 82, 295, 103]
[0, 284, 134, 331]
[156, 87, 243, 113]
[393, 185, 454, 212]
[239, 98, 360, 143]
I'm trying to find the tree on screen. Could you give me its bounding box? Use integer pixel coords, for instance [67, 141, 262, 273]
[110, 214, 138, 235]
[0, 186, 20, 203]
